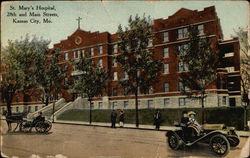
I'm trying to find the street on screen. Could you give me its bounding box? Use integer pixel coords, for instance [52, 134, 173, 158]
[1, 121, 249, 158]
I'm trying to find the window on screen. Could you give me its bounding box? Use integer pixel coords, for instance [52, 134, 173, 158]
[64, 52, 68, 60]
[124, 101, 129, 108]
[81, 50, 85, 57]
[78, 50, 81, 58]
[16, 96, 19, 102]
[113, 72, 118, 81]
[124, 72, 128, 80]
[98, 102, 103, 109]
[177, 44, 188, 56]
[163, 32, 169, 41]
[226, 67, 235, 73]
[163, 83, 169, 92]
[198, 24, 204, 35]
[91, 48, 94, 56]
[114, 44, 118, 53]
[163, 63, 169, 74]
[163, 48, 169, 58]
[112, 58, 117, 67]
[111, 44, 118, 54]
[35, 106, 38, 111]
[137, 71, 140, 77]
[178, 81, 184, 91]
[112, 88, 117, 96]
[124, 87, 129, 95]
[16, 107, 19, 112]
[164, 98, 170, 106]
[178, 28, 188, 39]
[112, 101, 117, 109]
[148, 39, 153, 47]
[98, 45, 103, 55]
[148, 86, 153, 94]
[148, 100, 154, 108]
[222, 96, 227, 105]
[138, 100, 141, 106]
[179, 98, 186, 106]
[224, 52, 234, 57]
[28, 106, 31, 112]
[74, 51, 79, 58]
[91, 102, 94, 108]
[64, 78, 68, 85]
[98, 58, 103, 67]
[178, 61, 188, 72]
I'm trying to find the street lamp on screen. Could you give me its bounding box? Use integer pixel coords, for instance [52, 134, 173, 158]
[242, 92, 249, 131]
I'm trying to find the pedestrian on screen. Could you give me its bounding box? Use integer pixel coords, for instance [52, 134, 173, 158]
[111, 109, 117, 128]
[154, 109, 161, 130]
[119, 110, 125, 127]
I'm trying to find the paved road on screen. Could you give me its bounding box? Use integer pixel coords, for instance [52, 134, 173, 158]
[1, 121, 249, 158]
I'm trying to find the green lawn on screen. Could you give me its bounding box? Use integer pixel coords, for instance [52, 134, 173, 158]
[57, 107, 250, 130]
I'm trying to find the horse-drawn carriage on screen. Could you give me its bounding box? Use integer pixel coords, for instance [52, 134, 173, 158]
[3, 111, 52, 133]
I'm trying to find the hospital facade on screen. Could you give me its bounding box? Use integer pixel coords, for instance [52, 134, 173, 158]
[0, 6, 241, 113]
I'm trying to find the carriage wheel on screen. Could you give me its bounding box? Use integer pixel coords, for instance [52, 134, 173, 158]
[228, 135, 240, 147]
[43, 120, 52, 132]
[21, 122, 31, 132]
[35, 122, 47, 133]
[210, 134, 230, 156]
[168, 133, 180, 150]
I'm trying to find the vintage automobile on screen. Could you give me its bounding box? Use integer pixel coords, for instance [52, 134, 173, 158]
[166, 123, 240, 156]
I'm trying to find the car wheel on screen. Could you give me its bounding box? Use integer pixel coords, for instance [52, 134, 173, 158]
[168, 133, 180, 150]
[228, 135, 240, 147]
[210, 134, 230, 156]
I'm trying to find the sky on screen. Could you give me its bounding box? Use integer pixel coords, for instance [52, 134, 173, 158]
[1, 1, 249, 48]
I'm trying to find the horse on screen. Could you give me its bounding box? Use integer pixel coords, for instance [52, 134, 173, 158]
[2, 110, 27, 132]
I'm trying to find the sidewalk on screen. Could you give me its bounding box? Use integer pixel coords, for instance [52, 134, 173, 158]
[54, 120, 250, 137]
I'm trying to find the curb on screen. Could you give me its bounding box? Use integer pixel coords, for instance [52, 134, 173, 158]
[53, 121, 250, 137]
[53, 121, 165, 131]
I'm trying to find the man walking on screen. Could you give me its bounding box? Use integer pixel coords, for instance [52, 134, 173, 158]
[111, 110, 117, 128]
[154, 109, 161, 130]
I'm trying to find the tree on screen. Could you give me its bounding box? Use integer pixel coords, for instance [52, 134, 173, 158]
[36, 48, 67, 122]
[235, 28, 250, 106]
[179, 25, 218, 124]
[1, 35, 50, 113]
[36, 48, 66, 107]
[70, 55, 108, 124]
[0, 53, 22, 115]
[116, 15, 162, 128]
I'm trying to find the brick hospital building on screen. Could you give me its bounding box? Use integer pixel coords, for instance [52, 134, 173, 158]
[0, 6, 241, 112]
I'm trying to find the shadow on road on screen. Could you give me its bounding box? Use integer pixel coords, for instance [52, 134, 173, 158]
[1, 131, 53, 135]
[166, 143, 224, 157]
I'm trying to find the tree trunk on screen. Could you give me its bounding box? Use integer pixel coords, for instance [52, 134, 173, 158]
[6, 99, 12, 116]
[89, 99, 92, 124]
[52, 100, 55, 123]
[23, 92, 29, 113]
[135, 91, 139, 128]
[201, 94, 205, 124]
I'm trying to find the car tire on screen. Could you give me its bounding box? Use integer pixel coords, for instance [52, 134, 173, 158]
[168, 133, 180, 150]
[210, 134, 230, 156]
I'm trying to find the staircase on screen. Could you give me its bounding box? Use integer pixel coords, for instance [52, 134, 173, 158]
[28, 98, 66, 120]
